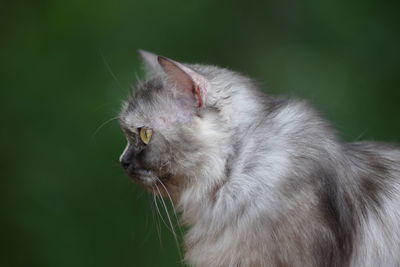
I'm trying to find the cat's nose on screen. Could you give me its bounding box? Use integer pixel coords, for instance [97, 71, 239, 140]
[120, 158, 131, 170]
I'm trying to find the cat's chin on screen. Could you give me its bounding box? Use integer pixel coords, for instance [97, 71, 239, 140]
[128, 169, 158, 186]
[128, 170, 173, 195]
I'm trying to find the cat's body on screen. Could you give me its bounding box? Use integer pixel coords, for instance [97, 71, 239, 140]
[119, 51, 400, 267]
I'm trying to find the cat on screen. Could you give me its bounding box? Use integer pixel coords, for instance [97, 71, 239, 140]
[118, 50, 400, 267]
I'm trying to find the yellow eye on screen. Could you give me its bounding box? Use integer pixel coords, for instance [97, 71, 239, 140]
[139, 128, 152, 144]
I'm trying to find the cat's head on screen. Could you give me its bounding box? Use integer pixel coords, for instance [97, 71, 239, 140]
[118, 51, 256, 199]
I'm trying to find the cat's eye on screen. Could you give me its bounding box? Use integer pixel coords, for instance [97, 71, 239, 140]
[139, 128, 153, 145]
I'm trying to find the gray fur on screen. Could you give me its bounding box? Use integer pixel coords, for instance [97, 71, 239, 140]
[119, 51, 400, 267]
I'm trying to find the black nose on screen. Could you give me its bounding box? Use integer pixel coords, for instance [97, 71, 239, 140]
[120, 158, 131, 170]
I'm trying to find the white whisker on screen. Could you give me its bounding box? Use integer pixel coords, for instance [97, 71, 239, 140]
[154, 184, 182, 258]
[156, 178, 183, 236]
[92, 116, 119, 138]
[150, 188, 162, 245]
[153, 185, 175, 234]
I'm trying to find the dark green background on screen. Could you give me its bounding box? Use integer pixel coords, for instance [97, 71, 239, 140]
[2, 0, 399, 266]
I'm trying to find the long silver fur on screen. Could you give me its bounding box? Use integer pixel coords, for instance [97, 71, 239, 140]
[119, 51, 400, 267]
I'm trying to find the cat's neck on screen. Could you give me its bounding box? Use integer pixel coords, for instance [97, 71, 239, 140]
[177, 82, 268, 224]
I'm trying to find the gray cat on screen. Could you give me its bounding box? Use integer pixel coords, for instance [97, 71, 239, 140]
[118, 50, 400, 267]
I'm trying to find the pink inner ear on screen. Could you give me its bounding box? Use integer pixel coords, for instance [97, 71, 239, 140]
[158, 56, 202, 107]
[194, 85, 202, 107]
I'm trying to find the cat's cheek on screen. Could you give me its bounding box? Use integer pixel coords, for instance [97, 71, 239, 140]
[141, 150, 159, 171]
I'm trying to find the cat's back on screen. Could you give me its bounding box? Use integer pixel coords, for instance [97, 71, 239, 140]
[348, 141, 400, 164]
[222, 97, 400, 266]
[346, 141, 400, 198]
[343, 141, 400, 267]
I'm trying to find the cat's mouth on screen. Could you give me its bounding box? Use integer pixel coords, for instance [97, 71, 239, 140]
[127, 169, 172, 192]
[128, 169, 158, 185]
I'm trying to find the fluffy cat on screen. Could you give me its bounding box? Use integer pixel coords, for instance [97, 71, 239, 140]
[118, 50, 400, 267]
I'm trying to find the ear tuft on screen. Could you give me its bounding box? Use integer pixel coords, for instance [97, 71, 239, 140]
[138, 49, 160, 72]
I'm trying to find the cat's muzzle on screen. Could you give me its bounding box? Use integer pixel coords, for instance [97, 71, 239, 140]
[120, 158, 156, 186]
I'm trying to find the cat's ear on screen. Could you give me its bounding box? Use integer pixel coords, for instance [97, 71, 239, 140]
[138, 49, 162, 73]
[157, 56, 208, 108]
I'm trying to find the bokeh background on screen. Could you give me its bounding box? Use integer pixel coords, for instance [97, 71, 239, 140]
[2, 0, 400, 266]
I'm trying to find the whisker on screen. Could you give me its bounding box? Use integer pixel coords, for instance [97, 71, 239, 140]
[139, 194, 154, 247]
[155, 185, 178, 237]
[153, 186, 175, 234]
[129, 71, 142, 98]
[154, 184, 182, 258]
[99, 49, 126, 94]
[91, 116, 119, 138]
[354, 128, 369, 142]
[150, 188, 162, 245]
[157, 178, 183, 236]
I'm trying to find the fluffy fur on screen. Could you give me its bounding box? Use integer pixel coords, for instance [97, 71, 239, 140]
[119, 51, 400, 267]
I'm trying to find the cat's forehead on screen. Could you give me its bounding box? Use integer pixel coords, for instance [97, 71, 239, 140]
[120, 100, 167, 130]
[120, 91, 192, 131]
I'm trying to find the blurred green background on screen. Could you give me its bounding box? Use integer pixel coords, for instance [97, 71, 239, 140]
[1, 0, 399, 266]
